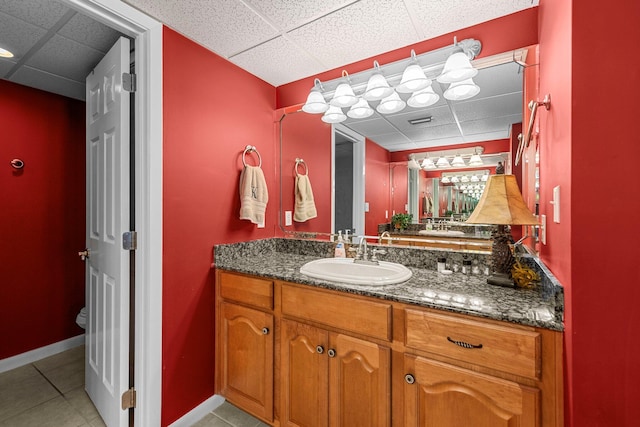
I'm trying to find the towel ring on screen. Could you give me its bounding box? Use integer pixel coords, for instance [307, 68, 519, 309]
[242, 145, 262, 167]
[295, 158, 308, 177]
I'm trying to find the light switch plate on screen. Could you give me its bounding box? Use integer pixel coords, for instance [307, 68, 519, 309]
[364, 202, 370, 212]
[285, 211, 292, 226]
[541, 214, 547, 245]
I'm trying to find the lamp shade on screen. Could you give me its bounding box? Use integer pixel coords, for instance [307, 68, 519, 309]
[330, 82, 358, 107]
[407, 86, 439, 108]
[444, 78, 480, 101]
[466, 175, 538, 225]
[363, 73, 394, 101]
[396, 64, 430, 93]
[421, 157, 436, 169]
[347, 98, 374, 119]
[376, 91, 406, 114]
[437, 52, 478, 83]
[321, 105, 346, 123]
[302, 88, 329, 114]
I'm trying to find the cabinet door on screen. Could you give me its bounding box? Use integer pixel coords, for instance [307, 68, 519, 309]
[404, 355, 540, 427]
[218, 302, 274, 421]
[329, 333, 391, 427]
[281, 319, 329, 427]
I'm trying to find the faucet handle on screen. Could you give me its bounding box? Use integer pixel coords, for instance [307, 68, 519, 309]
[348, 246, 361, 259]
[371, 248, 387, 261]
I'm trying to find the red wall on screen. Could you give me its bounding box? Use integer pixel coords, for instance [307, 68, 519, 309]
[538, 0, 640, 425]
[0, 80, 85, 359]
[364, 139, 391, 235]
[162, 27, 277, 426]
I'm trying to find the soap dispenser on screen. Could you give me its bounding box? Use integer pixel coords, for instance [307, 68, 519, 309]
[334, 231, 346, 258]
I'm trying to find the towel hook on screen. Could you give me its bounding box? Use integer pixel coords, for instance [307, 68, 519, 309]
[242, 145, 262, 168]
[294, 158, 308, 177]
[515, 94, 551, 166]
[10, 158, 24, 169]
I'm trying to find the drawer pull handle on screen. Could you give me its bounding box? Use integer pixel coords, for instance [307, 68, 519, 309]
[327, 349, 336, 358]
[262, 327, 269, 335]
[405, 374, 415, 384]
[316, 345, 325, 354]
[447, 336, 483, 349]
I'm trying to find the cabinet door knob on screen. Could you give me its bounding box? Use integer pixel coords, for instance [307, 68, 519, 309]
[327, 349, 336, 358]
[405, 374, 415, 384]
[262, 327, 269, 335]
[316, 345, 324, 354]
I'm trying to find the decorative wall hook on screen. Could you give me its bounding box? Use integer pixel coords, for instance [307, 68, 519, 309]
[515, 94, 551, 166]
[10, 159, 24, 169]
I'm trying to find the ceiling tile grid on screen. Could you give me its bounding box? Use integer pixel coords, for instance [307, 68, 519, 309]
[245, 0, 357, 32]
[1, 0, 68, 28]
[0, 12, 48, 61]
[11, 65, 85, 100]
[286, 0, 420, 73]
[58, 13, 122, 52]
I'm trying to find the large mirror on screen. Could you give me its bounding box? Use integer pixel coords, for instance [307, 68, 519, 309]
[279, 47, 539, 250]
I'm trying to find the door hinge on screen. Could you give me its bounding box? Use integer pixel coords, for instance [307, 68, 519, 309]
[123, 72, 136, 92]
[123, 231, 137, 250]
[121, 387, 137, 410]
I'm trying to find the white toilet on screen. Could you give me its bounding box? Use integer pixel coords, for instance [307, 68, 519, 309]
[76, 307, 87, 329]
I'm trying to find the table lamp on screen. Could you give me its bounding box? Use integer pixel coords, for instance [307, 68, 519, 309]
[465, 174, 538, 287]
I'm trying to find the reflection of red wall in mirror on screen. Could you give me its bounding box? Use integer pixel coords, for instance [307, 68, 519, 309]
[364, 139, 391, 235]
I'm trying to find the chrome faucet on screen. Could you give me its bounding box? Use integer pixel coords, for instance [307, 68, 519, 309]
[358, 238, 369, 261]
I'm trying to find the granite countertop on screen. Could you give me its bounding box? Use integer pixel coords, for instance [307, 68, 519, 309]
[214, 238, 564, 332]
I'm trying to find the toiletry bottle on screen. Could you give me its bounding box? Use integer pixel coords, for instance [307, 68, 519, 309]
[437, 257, 446, 273]
[334, 231, 346, 258]
[462, 259, 472, 275]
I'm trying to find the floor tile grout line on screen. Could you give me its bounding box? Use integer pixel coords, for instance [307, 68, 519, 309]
[32, 363, 66, 396]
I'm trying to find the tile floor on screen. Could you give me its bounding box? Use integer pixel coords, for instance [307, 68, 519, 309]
[0, 346, 267, 427]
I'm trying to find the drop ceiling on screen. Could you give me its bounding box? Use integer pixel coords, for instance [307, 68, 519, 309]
[0, 0, 538, 150]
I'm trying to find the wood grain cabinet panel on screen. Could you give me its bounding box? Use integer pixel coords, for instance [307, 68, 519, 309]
[404, 355, 540, 427]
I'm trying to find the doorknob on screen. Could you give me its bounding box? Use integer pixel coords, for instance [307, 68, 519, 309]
[78, 249, 90, 261]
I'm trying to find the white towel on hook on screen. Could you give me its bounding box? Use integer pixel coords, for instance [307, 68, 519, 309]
[294, 174, 317, 222]
[239, 165, 268, 225]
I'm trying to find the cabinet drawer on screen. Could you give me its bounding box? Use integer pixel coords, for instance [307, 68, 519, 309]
[219, 271, 273, 310]
[405, 309, 540, 379]
[281, 283, 392, 341]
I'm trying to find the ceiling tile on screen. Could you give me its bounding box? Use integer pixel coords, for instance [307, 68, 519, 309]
[124, 0, 279, 57]
[0, 0, 68, 29]
[0, 13, 47, 63]
[0, 60, 16, 76]
[453, 93, 522, 122]
[287, 0, 419, 71]
[11, 65, 85, 100]
[58, 13, 122, 53]
[230, 36, 326, 86]
[25, 34, 104, 83]
[407, 0, 538, 42]
[247, 0, 355, 31]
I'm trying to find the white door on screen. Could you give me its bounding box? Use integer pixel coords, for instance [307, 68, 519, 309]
[85, 36, 131, 427]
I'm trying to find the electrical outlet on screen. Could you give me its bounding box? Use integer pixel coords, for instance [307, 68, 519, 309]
[552, 186, 561, 223]
[385, 210, 388, 219]
[285, 211, 292, 226]
[541, 214, 547, 245]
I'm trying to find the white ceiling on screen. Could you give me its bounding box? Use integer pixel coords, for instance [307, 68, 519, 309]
[0, 0, 538, 151]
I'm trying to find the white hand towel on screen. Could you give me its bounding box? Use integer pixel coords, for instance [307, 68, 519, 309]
[294, 174, 317, 222]
[239, 165, 268, 225]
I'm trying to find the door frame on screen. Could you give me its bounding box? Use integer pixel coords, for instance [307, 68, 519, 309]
[63, 1, 163, 426]
[332, 124, 365, 238]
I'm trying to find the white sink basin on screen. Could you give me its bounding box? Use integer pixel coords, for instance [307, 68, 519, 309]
[418, 230, 466, 237]
[300, 257, 412, 286]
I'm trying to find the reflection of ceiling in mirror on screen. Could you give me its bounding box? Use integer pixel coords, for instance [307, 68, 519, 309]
[341, 61, 523, 152]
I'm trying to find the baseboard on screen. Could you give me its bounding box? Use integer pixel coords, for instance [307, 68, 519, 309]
[168, 394, 225, 427]
[0, 335, 85, 374]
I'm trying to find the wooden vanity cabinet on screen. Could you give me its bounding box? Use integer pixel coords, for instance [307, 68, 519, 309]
[215, 271, 275, 423]
[214, 270, 563, 427]
[280, 284, 392, 427]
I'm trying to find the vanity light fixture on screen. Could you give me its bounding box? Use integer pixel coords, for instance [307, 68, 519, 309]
[441, 176, 451, 183]
[300, 38, 481, 121]
[421, 157, 436, 169]
[450, 176, 460, 183]
[408, 155, 422, 170]
[347, 98, 374, 119]
[302, 79, 329, 114]
[469, 151, 484, 166]
[451, 154, 465, 167]
[460, 175, 470, 183]
[444, 78, 480, 101]
[470, 175, 480, 183]
[436, 156, 451, 168]
[330, 71, 358, 108]
[396, 50, 431, 93]
[322, 105, 347, 124]
[437, 51, 478, 84]
[376, 91, 406, 115]
[363, 61, 394, 101]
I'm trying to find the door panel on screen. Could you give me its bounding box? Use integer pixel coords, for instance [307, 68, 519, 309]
[85, 36, 130, 427]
